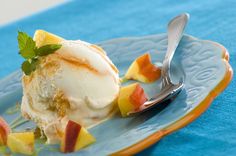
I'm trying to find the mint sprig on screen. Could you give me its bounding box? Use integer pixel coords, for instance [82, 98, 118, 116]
[36, 44, 62, 56]
[17, 31, 62, 75]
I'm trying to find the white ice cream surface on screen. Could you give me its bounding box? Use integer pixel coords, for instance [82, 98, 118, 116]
[21, 40, 120, 143]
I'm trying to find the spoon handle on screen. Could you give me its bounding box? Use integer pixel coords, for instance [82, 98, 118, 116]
[162, 13, 189, 84]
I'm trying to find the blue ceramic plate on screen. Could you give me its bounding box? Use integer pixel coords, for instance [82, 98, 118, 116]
[0, 34, 232, 156]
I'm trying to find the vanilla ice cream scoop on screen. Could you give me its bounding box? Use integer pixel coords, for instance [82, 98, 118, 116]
[21, 31, 120, 143]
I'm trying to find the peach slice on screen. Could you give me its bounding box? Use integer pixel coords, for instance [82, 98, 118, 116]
[0, 117, 10, 145]
[33, 29, 64, 47]
[125, 53, 161, 83]
[118, 83, 148, 117]
[61, 120, 96, 153]
[7, 132, 34, 155]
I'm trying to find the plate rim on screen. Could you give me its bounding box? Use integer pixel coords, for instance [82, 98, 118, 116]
[111, 40, 233, 156]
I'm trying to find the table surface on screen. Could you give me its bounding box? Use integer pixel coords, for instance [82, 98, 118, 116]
[0, 0, 235, 155]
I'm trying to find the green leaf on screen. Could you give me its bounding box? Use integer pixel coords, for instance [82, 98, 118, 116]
[18, 31, 62, 75]
[36, 44, 62, 56]
[21, 59, 38, 75]
[17, 31, 30, 50]
[21, 61, 31, 75]
[19, 38, 36, 59]
[18, 31, 36, 59]
[30, 59, 38, 71]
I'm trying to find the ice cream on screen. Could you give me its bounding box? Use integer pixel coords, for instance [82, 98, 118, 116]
[21, 30, 120, 143]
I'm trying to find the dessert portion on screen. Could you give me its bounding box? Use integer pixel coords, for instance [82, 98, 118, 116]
[0, 30, 162, 154]
[20, 30, 120, 143]
[125, 53, 161, 83]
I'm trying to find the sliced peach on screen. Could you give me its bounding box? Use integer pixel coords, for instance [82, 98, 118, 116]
[7, 132, 34, 155]
[125, 53, 161, 83]
[74, 126, 96, 151]
[61, 120, 96, 153]
[118, 83, 148, 117]
[33, 29, 64, 47]
[0, 117, 10, 145]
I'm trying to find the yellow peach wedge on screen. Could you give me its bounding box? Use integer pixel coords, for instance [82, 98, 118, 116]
[33, 29, 64, 47]
[7, 132, 34, 155]
[61, 120, 96, 153]
[125, 53, 161, 83]
[118, 83, 148, 117]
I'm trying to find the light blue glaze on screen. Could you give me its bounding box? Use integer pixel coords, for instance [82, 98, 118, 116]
[0, 34, 226, 156]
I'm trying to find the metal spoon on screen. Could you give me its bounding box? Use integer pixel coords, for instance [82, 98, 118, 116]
[129, 13, 189, 115]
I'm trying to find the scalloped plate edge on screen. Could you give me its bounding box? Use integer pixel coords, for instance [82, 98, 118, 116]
[111, 40, 233, 156]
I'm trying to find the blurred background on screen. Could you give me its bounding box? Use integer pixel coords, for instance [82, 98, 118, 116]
[0, 0, 64, 25]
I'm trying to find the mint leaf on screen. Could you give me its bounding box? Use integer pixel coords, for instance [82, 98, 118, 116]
[21, 61, 31, 75]
[18, 31, 36, 59]
[36, 44, 62, 56]
[21, 59, 38, 75]
[17, 31, 30, 50]
[19, 38, 36, 59]
[18, 31, 62, 75]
